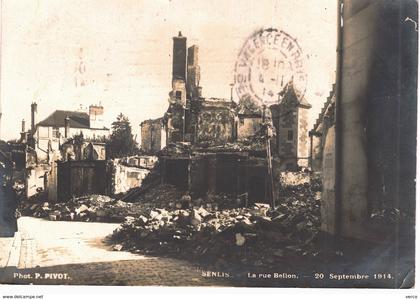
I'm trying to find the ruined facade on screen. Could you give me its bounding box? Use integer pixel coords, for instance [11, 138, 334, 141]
[194, 98, 236, 144]
[164, 32, 311, 159]
[61, 140, 106, 162]
[57, 160, 109, 201]
[140, 118, 166, 154]
[160, 32, 313, 203]
[165, 32, 208, 144]
[110, 156, 157, 194]
[237, 113, 262, 141]
[186, 45, 201, 99]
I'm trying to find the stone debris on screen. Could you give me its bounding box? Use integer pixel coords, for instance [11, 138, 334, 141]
[18, 194, 147, 223]
[110, 179, 322, 267]
[12, 181, 26, 196]
[159, 138, 266, 157]
[113, 244, 123, 251]
[17, 171, 324, 267]
[279, 172, 310, 186]
[235, 233, 246, 246]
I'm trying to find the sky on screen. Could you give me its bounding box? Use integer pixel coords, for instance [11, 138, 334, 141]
[0, 0, 337, 141]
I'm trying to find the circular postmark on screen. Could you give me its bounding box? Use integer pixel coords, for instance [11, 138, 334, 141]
[234, 28, 307, 107]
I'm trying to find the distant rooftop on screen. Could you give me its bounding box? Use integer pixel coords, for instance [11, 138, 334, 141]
[37, 110, 108, 130]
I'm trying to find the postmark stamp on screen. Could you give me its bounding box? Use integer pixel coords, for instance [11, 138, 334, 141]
[234, 28, 308, 106]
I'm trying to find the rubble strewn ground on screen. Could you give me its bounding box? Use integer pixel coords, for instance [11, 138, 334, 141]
[15, 172, 413, 275]
[17, 171, 352, 269]
[109, 176, 323, 269]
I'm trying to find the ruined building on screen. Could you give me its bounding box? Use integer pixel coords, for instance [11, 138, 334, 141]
[162, 32, 311, 157]
[155, 32, 312, 204]
[165, 31, 204, 144]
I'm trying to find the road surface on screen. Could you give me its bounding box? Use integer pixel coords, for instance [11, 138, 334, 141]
[0, 217, 232, 286]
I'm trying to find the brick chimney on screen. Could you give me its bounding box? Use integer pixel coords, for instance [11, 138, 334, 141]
[20, 119, 27, 143]
[89, 105, 104, 129]
[31, 102, 37, 133]
[64, 116, 70, 138]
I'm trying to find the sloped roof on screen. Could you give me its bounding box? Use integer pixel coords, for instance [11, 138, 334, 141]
[37, 110, 90, 128]
[278, 81, 311, 109]
[312, 85, 336, 132]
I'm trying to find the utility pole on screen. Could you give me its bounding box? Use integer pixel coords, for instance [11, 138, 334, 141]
[262, 105, 275, 209]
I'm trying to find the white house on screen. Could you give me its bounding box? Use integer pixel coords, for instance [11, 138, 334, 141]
[32, 103, 110, 161]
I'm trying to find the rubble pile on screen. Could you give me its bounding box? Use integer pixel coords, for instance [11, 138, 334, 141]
[12, 180, 26, 196]
[111, 180, 321, 267]
[158, 142, 192, 157]
[119, 183, 184, 207]
[193, 139, 265, 153]
[124, 182, 243, 211]
[19, 195, 147, 222]
[278, 173, 322, 204]
[159, 139, 266, 156]
[279, 172, 310, 186]
[118, 161, 163, 202]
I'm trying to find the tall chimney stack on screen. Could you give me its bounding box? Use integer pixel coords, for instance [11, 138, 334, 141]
[31, 102, 38, 133]
[20, 119, 28, 143]
[64, 116, 70, 138]
[172, 31, 187, 83]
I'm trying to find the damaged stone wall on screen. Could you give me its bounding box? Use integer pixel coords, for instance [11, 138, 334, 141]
[189, 154, 210, 196]
[237, 115, 262, 140]
[57, 160, 108, 201]
[186, 45, 201, 98]
[165, 104, 185, 143]
[140, 118, 166, 154]
[196, 100, 235, 144]
[112, 156, 157, 194]
[61, 141, 106, 162]
[162, 157, 189, 190]
[26, 164, 49, 198]
[119, 155, 158, 169]
[246, 157, 268, 205]
[163, 152, 270, 205]
[113, 162, 150, 194]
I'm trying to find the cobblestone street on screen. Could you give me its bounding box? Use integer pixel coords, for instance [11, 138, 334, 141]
[0, 217, 232, 286]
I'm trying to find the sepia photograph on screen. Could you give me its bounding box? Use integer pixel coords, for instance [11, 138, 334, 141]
[0, 0, 417, 292]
